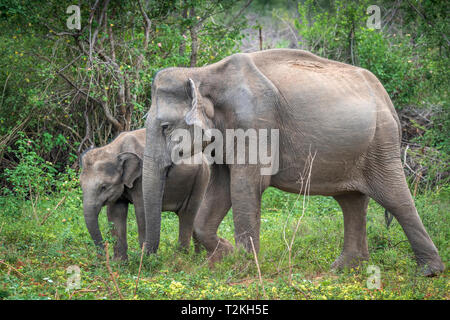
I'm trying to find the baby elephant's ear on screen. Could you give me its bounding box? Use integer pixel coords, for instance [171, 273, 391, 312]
[118, 152, 142, 189]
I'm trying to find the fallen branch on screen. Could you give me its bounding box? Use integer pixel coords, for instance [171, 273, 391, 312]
[68, 288, 98, 299]
[0, 260, 25, 278]
[292, 284, 310, 299]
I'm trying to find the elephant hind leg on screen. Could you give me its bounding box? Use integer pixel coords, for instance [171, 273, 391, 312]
[332, 192, 370, 271]
[363, 157, 444, 276]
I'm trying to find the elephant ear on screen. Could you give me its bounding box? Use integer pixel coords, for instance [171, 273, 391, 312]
[185, 78, 214, 136]
[118, 152, 142, 189]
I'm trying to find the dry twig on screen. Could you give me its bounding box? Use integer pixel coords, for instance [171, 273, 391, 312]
[249, 236, 266, 298]
[40, 195, 67, 226]
[104, 241, 124, 300]
[282, 149, 316, 285]
[0, 260, 25, 278]
[133, 242, 146, 297]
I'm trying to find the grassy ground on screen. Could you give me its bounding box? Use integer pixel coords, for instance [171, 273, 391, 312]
[0, 183, 448, 300]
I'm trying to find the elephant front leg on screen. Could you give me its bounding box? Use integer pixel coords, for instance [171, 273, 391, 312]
[230, 166, 269, 254]
[106, 201, 129, 261]
[194, 165, 233, 265]
[331, 192, 370, 271]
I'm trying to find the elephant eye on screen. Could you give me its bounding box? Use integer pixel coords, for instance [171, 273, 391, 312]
[161, 122, 170, 133]
[99, 184, 107, 192]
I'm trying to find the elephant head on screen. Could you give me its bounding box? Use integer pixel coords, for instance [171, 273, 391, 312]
[80, 148, 142, 250]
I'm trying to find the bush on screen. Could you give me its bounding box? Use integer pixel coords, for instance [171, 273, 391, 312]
[294, 0, 449, 109]
[3, 132, 57, 199]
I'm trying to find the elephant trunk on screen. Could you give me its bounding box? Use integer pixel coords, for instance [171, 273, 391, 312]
[142, 155, 166, 253]
[83, 202, 104, 250]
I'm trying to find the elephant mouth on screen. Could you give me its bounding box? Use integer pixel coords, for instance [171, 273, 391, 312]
[105, 193, 122, 205]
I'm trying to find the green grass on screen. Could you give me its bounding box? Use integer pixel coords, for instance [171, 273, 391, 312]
[0, 185, 448, 300]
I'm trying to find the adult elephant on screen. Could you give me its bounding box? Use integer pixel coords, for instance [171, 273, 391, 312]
[142, 49, 444, 276]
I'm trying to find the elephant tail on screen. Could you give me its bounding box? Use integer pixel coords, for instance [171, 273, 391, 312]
[384, 209, 394, 229]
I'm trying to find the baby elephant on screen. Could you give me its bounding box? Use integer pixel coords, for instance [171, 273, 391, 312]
[79, 128, 209, 260]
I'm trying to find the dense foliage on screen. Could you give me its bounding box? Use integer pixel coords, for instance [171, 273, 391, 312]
[0, 0, 246, 188]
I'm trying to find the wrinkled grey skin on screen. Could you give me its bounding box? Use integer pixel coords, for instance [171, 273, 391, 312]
[80, 129, 209, 260]
[142, 49, 444, 275]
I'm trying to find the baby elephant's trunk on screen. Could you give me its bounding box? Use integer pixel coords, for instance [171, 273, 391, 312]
[83, 203, 104, 250]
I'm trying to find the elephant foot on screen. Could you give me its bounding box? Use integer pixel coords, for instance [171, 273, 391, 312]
[194, 241, 204, 254]
[175, 241, 188, 252]
[418, 257, 445, 277]
[193, 233, 204, 254]
[207, 238, 234, 267]
[331, 252, 369, 271]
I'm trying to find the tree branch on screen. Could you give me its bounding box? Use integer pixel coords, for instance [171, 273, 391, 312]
[189, 7, 199, 67]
